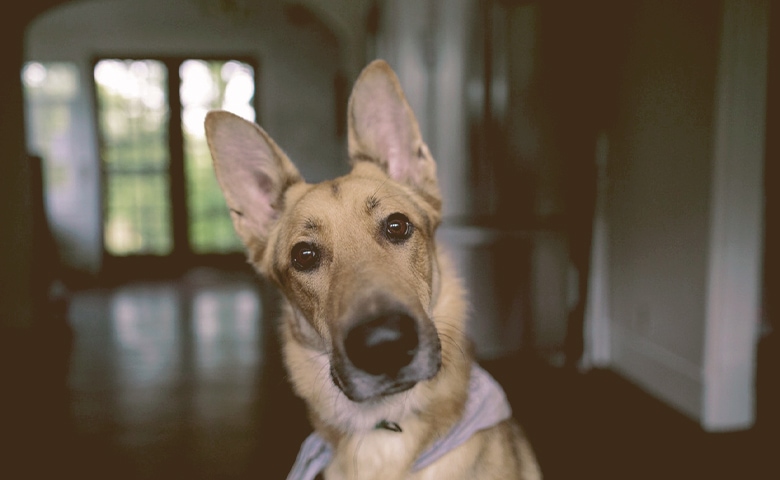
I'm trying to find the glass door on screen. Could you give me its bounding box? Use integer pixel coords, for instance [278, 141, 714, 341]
[94, 57, 256, 275]
[95, 59, 172, 256]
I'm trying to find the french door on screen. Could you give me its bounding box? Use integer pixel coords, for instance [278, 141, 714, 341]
[93, 57, 257, 275]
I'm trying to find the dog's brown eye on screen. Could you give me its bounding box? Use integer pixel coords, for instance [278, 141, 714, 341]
[291, 242, 320, 271]
[385, 213, 413, 243]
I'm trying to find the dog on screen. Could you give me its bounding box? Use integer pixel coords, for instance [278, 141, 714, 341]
[205, 60, 541, 480]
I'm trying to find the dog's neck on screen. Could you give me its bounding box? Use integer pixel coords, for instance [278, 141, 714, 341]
[287, 364, 512, 480]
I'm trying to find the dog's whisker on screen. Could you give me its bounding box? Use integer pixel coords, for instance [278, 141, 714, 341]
[439, 332, 469, 366]
[313, 362, 333, 406]
[370, 175, 391, 199]
[432, 317, 469, 336]
[296, 349, 333, 404]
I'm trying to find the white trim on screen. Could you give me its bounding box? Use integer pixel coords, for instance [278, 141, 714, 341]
[611, 326, 702, 420]
[583, 132, 612, 369]
[701, 0, 768, 432]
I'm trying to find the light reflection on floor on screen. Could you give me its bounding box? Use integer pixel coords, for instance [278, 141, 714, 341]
[67, 273, 263, 478]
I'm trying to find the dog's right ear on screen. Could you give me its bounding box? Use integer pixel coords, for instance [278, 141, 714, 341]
[205, 111, 302, 255]
[347, 60, 441, 212]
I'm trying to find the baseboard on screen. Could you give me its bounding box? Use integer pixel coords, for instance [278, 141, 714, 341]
[611, 326, 702, 422]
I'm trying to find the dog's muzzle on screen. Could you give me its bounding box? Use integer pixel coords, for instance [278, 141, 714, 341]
[331, 303, 441, 402]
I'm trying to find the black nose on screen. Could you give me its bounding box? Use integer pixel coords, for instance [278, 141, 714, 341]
[344, 312, 419, 377]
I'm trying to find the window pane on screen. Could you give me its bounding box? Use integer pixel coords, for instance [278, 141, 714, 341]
[181, 59, 255, 253]
[105, 174, 172, 255]
[23, 62, 80, 157]
[22, 62, 84, 245]
[95, 59, 172, 255]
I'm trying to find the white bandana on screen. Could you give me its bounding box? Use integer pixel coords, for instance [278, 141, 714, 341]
[286, 364, 512, 480]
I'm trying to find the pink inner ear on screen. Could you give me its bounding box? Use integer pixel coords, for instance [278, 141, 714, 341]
[250, 170, 282, 230]
[222, 166, 280, 237]
[253, 169, 274, 194]
[363, 98, 421, 185]
[388, 154, 421, 186]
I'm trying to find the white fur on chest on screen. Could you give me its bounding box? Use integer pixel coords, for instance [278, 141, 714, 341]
[325, 428, 483, 480]
[325, 428, 419, 480]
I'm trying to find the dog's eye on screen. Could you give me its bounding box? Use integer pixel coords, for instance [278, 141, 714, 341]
[291, 242, 320, 271]
[385, 213, 413, 243]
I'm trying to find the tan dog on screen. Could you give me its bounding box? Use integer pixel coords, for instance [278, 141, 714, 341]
[205, 60, 541, 480]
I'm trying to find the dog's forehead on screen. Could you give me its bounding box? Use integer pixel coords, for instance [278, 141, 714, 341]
[291, 175, 411, 224]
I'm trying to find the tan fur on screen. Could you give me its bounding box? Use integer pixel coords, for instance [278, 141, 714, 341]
[205, 60, 541, 479]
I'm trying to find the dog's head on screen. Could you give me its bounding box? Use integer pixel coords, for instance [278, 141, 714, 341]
[205, 60, 445, 404]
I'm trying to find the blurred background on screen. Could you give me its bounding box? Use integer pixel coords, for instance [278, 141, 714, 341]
[1, 0, 776, 478]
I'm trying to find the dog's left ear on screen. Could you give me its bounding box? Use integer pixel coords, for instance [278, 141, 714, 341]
[347, 60, 441, 211]
[204, 111, 302, 258]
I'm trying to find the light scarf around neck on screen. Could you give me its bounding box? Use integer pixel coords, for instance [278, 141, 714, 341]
[286, 363, 512, 480]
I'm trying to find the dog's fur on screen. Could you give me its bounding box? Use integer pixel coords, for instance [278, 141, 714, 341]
[205, 60, 541, 479]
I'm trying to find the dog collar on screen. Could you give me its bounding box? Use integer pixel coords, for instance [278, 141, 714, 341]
[286, 364, 512, 480]
[375, 419, 402, 432]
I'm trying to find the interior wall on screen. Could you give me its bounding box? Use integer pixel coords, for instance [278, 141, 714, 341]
[25, 0, 347, 273]
[607, 0, 719, 415]
[604, 0, 766, 430]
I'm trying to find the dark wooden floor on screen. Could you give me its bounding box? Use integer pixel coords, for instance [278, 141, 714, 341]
[2, 270, 776, 479]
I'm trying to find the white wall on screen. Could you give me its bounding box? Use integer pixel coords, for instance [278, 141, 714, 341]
[606, 0, 717, 412]
[592, 0, 767, 431]
[25, 0, 347, 272]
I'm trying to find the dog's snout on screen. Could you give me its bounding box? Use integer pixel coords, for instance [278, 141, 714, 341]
[344, 312, 419, 377]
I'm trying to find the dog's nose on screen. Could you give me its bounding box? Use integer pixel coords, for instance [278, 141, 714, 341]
[344, 312, 419, 377]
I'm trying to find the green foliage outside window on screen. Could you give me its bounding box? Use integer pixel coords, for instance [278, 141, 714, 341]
[181, 60, 254, 253]
[95, 59, 172, 256]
